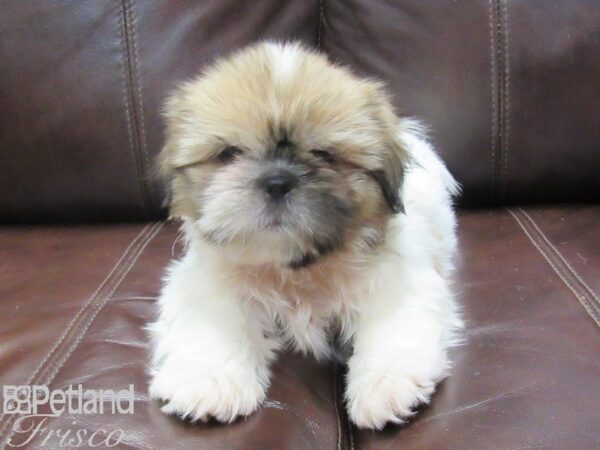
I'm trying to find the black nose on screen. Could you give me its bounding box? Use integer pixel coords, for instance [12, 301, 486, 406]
[261, 173, 297, 200]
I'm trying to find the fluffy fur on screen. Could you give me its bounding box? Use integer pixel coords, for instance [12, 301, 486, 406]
[148, 41, 462, 430]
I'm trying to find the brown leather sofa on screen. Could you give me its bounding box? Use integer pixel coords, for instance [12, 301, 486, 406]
[1, 1, 599, 449]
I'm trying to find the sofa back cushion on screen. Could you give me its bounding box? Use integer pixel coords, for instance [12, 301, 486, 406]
[0, 0, 319, 222]
[324, 0, 600, 206]
[1, 0, 598, 222]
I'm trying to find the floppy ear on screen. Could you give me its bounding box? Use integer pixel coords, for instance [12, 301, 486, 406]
[156, 92, 199, 220]
[158, 143, 200, 220]
[156, 140, 177, 216]
[367, 86, 409, 214]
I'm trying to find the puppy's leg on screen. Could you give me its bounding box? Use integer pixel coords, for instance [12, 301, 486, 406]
[345, 266, 460, 430]
[148, 252, 278, 422]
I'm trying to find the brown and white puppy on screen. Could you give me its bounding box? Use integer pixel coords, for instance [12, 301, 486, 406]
[149, 41, 461, 429]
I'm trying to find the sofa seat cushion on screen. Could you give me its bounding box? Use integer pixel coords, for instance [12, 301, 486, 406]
[353, 206, 600, 449]
[1, 207, 598, 449]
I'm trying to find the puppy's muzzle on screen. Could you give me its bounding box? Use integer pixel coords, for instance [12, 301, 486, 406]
[259, 169, 298, 201]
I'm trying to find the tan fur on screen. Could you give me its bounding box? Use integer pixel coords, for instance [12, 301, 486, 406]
[161, 43, 406, 214]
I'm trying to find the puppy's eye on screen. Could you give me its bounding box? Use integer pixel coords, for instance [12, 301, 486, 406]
[310, 149, 336, 164]
[218, 146, 243, 164]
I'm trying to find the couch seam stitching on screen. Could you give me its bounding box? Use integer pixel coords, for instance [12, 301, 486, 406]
[42, 222, 164, 385]
[36, 223, 159, 385]
[0, 223, 156, 443]
[338, 364, 355, 450]
[508, 208, 600, 328]
[127, 0, 153, 205]
[119, 0, 149, 214]
[318, 0, 324, 49]
[517, 210, 600, 321]
[510, 208, 600, 325]
[0, 223, 164, 449]
[348, 411, 355, 450]
[495, 0, 504, 202]
[500, 0, 510, 199]
[333, 364, 342, 450]
[519, 209, 600, 307]
[488, 0, 498, 200]
[22, 225, 152, 382]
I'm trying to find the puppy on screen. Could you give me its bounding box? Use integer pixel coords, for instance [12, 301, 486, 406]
[148, 41, 461, 430]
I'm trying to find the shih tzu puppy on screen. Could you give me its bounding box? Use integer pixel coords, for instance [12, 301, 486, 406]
[148, 41, 461, 430]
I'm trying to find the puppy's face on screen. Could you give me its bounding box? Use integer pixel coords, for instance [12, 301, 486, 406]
[161, 42, 408, 268]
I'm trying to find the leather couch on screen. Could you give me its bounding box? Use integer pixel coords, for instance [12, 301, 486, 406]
[1, 1, 598, 449]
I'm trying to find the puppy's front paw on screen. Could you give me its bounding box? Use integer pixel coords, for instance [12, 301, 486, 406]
[149, 360, 267, 423]
[345, 364, 440, 429]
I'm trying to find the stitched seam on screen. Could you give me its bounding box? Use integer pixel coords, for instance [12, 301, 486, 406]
[118, 0, 149, 214]
[42, 223, 164, 384]
[0, 224, 152, 438]
[508, 209, 600, 328]
[34, 223, 159, 385]
[0, 224, 159, 446]
[318, 0, 324, 49]
[519, 209, 600, 306]
[14, 225, 151, 382]
[500, 0, 510, 199]
[0, 223, 164, 448]
[488, 0, 498, 199]
[495, 0, 504, 202]
[517, 211, 600, 320]
[336, 364, 355, 450]
[333, 365, 342, 450]
[348, 411, 355, 450]
[510, 209, 600, 326]
[127, 0, 153, 204]
[0, 223, 157, 443]
[40, 222, 162, 384]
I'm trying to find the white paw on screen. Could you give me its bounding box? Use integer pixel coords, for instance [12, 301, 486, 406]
[149, 360, 267, 423]
[345, 366, 441, 429]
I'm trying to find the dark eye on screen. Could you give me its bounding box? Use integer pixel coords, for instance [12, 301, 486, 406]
[310, 149, 336, 164]
[218, 146, 243, 164]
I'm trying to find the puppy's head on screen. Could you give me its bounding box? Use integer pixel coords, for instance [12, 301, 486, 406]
[161, 42, 408, 268]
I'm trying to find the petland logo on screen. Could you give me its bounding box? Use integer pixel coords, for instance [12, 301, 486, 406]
[2, 384, 134, 448]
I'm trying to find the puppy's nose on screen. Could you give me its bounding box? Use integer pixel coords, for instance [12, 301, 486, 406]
[261, 173, 297, 200]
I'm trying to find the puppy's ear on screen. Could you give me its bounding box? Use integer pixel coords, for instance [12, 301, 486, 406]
[367, 85, 409, 214]
[157, 92, 199, 220]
